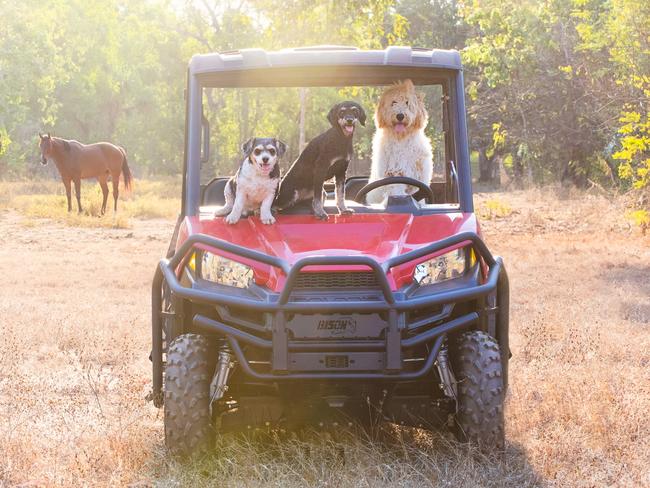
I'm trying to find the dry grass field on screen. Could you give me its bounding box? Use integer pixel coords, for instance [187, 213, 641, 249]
[0, 179, 181, 228]
[0, 182, 648, 487]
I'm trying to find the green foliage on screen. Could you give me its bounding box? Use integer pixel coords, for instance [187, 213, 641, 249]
[478, 198, 512, 220]
[615, 110, 650, 189]
[458, 0, 650, 192]
[0, 0, 187, 176]
[0, 0, 648, 197]
[626, 209, 649, 235]
[0, 127, 10, 157]
[0, 0, 408, 178]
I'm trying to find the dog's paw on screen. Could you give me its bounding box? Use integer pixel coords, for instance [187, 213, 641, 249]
[225, 213, 240, 225]
[261, 214, 276, 225]
[314, 211, 329, 221]
[339, 207, 355, 215]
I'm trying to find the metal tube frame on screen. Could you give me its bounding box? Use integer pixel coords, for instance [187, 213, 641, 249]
[183, 69, 474, 215]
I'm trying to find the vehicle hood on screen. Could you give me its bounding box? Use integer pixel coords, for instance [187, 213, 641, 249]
[179, 213, 479, 291]
[182, 212, 478, 265]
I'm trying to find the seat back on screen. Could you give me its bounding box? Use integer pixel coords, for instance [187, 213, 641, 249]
[201, 178, 228, 206]
[201, 176, 448, 207]
[345, 176, 369, 200]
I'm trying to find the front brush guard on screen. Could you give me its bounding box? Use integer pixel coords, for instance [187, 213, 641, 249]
[151, 231, 509, 407]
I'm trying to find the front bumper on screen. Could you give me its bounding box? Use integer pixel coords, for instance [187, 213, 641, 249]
[151, 231, 508, 405]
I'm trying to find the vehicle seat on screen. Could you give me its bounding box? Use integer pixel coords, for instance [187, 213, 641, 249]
[201, 176, 449, 207]
[201, 177, 228, 206]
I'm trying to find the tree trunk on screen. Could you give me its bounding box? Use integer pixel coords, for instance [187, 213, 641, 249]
[478, 147, 498, 185]
[512, 153, 524, 189]
[561, 156, 588, 188]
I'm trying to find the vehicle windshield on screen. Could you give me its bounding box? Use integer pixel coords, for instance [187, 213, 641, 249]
[198, 81, 460, 214]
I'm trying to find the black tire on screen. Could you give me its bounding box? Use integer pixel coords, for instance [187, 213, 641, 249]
[451, 330, 505, 451]
[164, 333, 215, 457]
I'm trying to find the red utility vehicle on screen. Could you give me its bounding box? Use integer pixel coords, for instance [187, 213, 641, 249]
[150, 46, 510, 457]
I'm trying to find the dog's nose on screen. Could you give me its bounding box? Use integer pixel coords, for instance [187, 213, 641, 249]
[396, 113, 405, 121]
[345, 117, 355, 124]
[262, 156, 269, 164]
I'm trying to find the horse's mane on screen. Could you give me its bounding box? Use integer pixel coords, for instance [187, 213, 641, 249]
[52, 136, 81, 144]
[52, 136, 83, 151]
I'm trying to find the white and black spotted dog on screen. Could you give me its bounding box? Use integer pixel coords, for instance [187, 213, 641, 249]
[215, 137, 287, 225]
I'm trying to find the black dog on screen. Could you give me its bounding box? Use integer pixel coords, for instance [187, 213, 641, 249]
[275, 101, 366, 220]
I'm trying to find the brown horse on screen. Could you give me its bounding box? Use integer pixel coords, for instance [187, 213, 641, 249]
[38, 133, 132, 214]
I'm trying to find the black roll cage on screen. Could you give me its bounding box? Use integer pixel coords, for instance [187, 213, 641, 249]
[180, 51, 473, 217]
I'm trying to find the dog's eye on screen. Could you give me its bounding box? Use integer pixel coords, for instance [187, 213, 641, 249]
[406, 100, 409, 107]
[391, 101, 397, 105]
[253, 148, 262, 156]
[268, 148, 276, 156]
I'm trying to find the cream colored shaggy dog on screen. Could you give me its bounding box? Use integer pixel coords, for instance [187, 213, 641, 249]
[367, 79, 433, 204]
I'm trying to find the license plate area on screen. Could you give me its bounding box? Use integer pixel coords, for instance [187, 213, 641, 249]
[288, 352, 385, 371]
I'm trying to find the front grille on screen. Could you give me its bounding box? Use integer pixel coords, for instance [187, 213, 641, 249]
[293, 272, 380, 289]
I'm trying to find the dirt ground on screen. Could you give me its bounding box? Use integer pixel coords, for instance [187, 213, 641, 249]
[0, 188, 648, 487]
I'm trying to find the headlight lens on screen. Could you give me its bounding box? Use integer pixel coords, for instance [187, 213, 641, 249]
[194, 251, 253, 288]
[413, 247, 474, 285]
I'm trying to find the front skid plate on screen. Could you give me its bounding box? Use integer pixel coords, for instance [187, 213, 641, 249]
[218, 395, 454, 432]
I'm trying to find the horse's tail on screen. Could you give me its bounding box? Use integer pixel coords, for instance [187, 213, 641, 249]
[120, 148, 133, 192]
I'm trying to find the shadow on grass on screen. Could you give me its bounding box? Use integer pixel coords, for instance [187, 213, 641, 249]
[148, 423, 542, 487]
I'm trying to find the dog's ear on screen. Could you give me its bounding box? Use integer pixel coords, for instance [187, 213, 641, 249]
[241, 137, 256, 155]
[402, 79, 415, 92]
[38, 132, 44, 140]
[327, 103, 341, 127]
[413, 91, 429, 130]
[274, 138, 288, 157]
[63, 140, 71, 152]
[375, 96, 390, 129]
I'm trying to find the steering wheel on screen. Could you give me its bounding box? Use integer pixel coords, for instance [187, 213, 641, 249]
[354, 176, 435, 204]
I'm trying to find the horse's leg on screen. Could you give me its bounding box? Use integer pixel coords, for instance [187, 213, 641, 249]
[74, 177, 83, 213]
[62, 177, 72, 212]
[98, 175, 109, 215]
[112, 175, 119, 212]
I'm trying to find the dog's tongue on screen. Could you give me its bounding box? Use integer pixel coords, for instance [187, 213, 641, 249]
[344, 125, 354, 134]
[394, 123, 406, 133]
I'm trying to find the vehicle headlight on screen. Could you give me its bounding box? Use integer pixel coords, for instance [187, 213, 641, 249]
[192, 251, 253, 288]
[413, 247, 475, 285]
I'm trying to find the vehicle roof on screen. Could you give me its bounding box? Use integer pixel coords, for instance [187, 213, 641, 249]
[189, 46, 462, 87]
